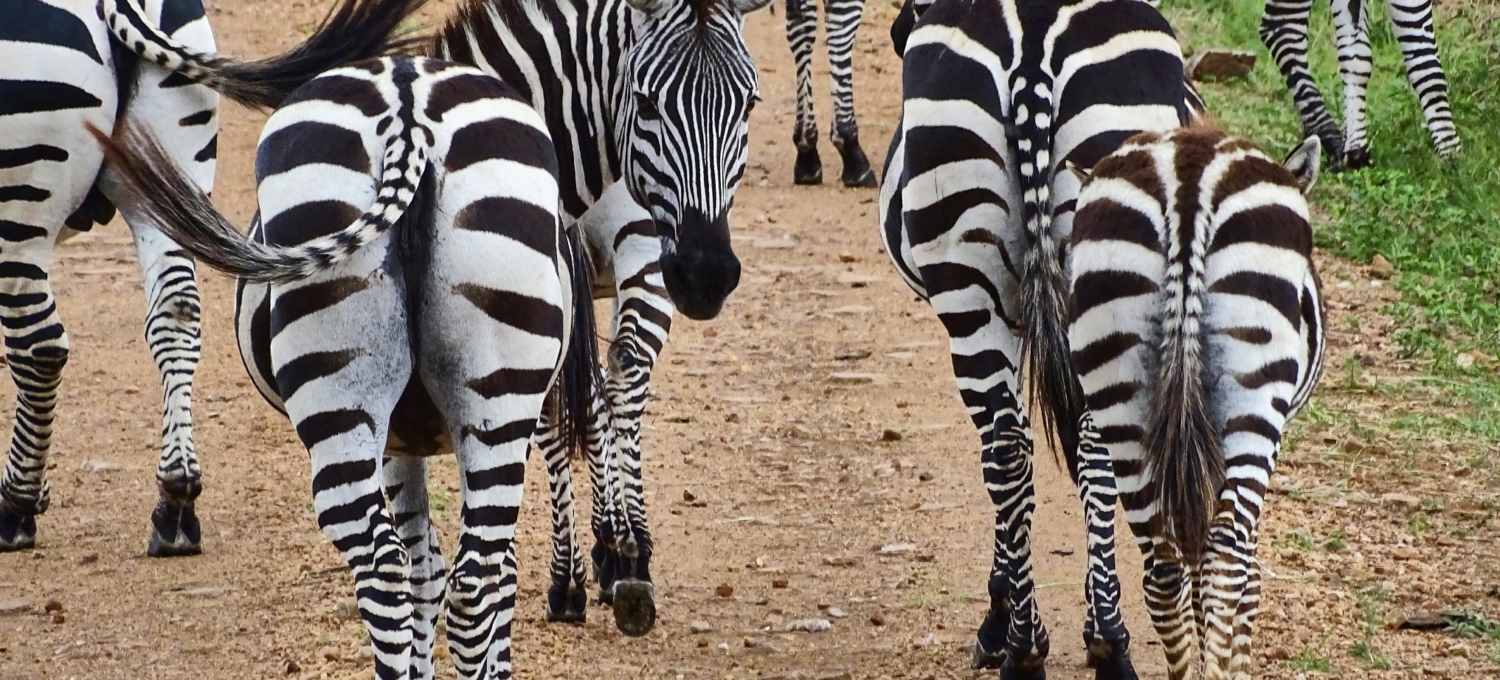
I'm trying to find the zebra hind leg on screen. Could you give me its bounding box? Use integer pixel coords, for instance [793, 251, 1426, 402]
[134, 238, 206, 557]
[977, 428, 1051, 680]
[1140, 552, 1197, 680]
[786, 0, 824, 184]
[824, 0, 876, 187]
[1073, 417, 1138, 680]
[386, 455, 446, 680]
[536, 402, 589, 623]
[1259, 0, 1349, 165]
[0, 269, 69, 552]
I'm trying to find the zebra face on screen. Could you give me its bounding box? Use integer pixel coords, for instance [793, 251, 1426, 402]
[619, 0, 770, 320]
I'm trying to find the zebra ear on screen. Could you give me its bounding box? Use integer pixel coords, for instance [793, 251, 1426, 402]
[1064, 160, 1090, 183]
[731, 0, 773, 14]
[1283, 135, 1321, 194]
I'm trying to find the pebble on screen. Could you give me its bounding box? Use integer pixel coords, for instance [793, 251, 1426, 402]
[284, 660, 301, 675]
[356, 646, 374, 661]
[821, 556, 857, 568]
[787, 618, 831, 633]
[1381, 492, 1421, 508]
[0, 599, 31, 616]
[683, 489, 698, 502]
[334, 598, 359, 621]
[715, 584, 735, 598]
[43, 598, 63, 613]
[79, 460, 123, 473]
[918, 471, 934, 482]
[1370, 254, 1396, 279]
[878, 543, 917, 555]
[828, 305, 873, 315]
[880, 429, 902, 442]
[826, 607, 847, 619]
[772, 579, 789, 589]
[690, 620, 715, 633]
[827, 372, 881, 385]
[318, 646, 341, 662]
[1186, 49, 1257, 81]
[870, 612, 887, 626]
[50, 612, 64, 624]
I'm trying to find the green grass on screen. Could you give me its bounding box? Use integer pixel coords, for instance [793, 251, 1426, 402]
[1159, 0, 1500, 448]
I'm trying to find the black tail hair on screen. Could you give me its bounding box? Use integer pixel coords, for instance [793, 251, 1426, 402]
[555, 225, 602, 458]
[103, 0, 428, 110]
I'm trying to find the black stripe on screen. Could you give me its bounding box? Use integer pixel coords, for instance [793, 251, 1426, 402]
[159, 0, 208, 36]
[0, 262, 47, 280]
[193, 134, 217, 163]
[1087, 381, 1141, 412]
[257, 122, 371, 181]
[0, 221, 49, 242]
[445, 117, 557, 175]
[464, 418, 538, 448]
[270, 278, 370, 335]
[0, 0, 102, 63]
[0, 80, 102, 115]
[424, 73, 511, 122]
[452, 197, 557, 256]
[612, 219, 656, 250]
[464, 462, 526, 491]
[280, 74, 388, 117]
[0, 145, 68, 169]
[0, 185, 51, 203]
[1071, 271, 1158, 318]
[1208, 205, 1310, 256]
[1096, 424, 1145, 445]
[466, 368, 556, 399]
[1209, 271, 1301, 328]
[311, 458, 377, 492]
[1071, 332, 1141, 376]
[1072, 199, 1159, 250]
[295, 409, 376, 449]
[1220, 326, 1273, 345]
[275, 349, 360, 400]
[263, 201, 364, 248]
[178, 109, 214, 126]
[1235, 358, 1300, 390]
[1223, 414, 1281, 444]
[453, 283, 563, 338]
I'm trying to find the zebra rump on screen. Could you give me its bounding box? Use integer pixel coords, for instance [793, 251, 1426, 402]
[103, 0, 427, 110]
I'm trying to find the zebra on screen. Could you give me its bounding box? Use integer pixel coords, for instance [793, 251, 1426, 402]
[0, 0, 421, 555]
[784, 0, 877, 187]
[433, 0, 771, 635]
[96, 53, 598, 680]
[1199, 0, 1459, 169]
[1058, 123, 1325, 679]
[878, 0, 1196, 676]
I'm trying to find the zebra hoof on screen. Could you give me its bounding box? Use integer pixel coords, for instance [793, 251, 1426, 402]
[0, 507, 37, 552]
[999, 659, 1047, 680]
[842, 166, 877, 188]
[1342, 146, 1371, 171]
[546, 582, 589, 623]
[1086, 647, 1138, 680]
[837, 144, 878, 188]
[971, 640, 1008, 669]
[611, 578, 656, 637]
[147, 501, 202, 557]
[794, 146, 824, 185]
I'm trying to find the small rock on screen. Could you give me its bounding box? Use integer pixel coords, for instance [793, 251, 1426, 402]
[787, 618, 832, 633]
[1370, 254, 1396, 279]
[79, 460, 123, 473]
[123, 386, 141, 395]
[697, 638, 710, 648]
[880, 429, 902, 442]
[356, 646, 374, 661]
[829, 305, 873, 315]
[690, 620, 715, 633]
[1396, 611, 1449, 631]
[1187, 49, 1257, 82]
[828, 372, 881, 385]
[1393, 546, 1420, 560]
[1455, 353, 1476, 370]
[80, 554, 98, 565]
[743, 637, 758, 648]
[816, 673, 853, 680]
[834, 350, 872, 361]
[826, 606, 847, 619]
[918, 471, 933, 482]
[715, 584, 735, 598]
[870, 612, 887, 626]
[838, 253, 857, 263]
[1382, 492, 1421, 508]
[683, 489, 698, 502]
[772, 579, 789, 589]
[878, 543, 918, 555]
[43, 598, 63, 613]
[334, 598, 359, 621]
[318, 646, 341, 662]
[821, 556, 858, 568]
[284, 660, 301, 675]
[0, 599, 31, 616]
[50, 612, 64, 624]
[702, 326, 718, 338]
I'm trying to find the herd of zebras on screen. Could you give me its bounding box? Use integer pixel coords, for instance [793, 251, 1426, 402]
[0, 0, 1462, 678]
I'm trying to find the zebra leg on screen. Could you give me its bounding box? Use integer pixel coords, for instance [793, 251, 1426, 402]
[1073, 417, 1137, 680]
[823, 0, 876, 187]
[534, 405, 588, 623]
[0, 253, 68, 552]
[385, 455, 446, 680]
[586, 391, 621, 604]
[1139, 550, 1197, 680]
[1227, 532, 1261, 680]
[1260, 0, 1347, 163]
[1382, 0, 1461, 159]
[1329, 0, 1375, 169]
[786, 0, 824, 184]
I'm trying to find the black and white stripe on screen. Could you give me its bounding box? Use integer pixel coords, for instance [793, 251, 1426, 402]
[1062, 124, 1325, 679]
[878, 0, 1194, 676]
[0, 0, 419, 557]
[784, 0, 877, 187]
[435, 0, 770, 635]
[1251, 0, 1460, 168]
[100, 56, 597, 680]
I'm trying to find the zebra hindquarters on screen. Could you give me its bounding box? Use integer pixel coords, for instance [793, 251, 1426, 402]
[100, 1, 222, 558]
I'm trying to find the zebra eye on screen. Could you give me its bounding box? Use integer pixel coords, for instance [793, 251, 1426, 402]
[746, 95, 759, 118]
[634, 93, 659, 121]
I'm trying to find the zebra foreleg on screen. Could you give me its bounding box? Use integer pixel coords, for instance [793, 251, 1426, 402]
[385, 456, 446, 680]
[535, 403, 589, 623]
[1139, 551, 1197, 680]
[824, 0, 876, 187]
[0, 261, 68, 552]
[786, 0, 824, 184]
[1259, 0, 1348, 164]
[1382, 0, 1461, 160]
[130, 227, 205, 557]
[1328, 0, 1375, 169]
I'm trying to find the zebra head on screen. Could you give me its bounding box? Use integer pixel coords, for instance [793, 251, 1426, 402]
[617, 0, 769, 320]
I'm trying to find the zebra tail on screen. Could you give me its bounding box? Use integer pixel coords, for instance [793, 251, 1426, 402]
[89, 119, 429, 285]
[556, 226, 603, 459]
[1015, 74, 1084, 476]
[100, 0, 428, 110]
[1144, 221, 1226, 564]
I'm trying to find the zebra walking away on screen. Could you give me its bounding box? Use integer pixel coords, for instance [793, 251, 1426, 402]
[434, 0, 770, 635]
[96, 55, 597, 680]
[1058, 123, 1326, 679]
[878, 0, 1195, 676]
[785, 0, 877, 187]
[0, 0, 422, 555]
[1250, 0, 1459, 168]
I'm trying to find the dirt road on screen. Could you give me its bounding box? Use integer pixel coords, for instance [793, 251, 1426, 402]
[2, 2, 1495, 679]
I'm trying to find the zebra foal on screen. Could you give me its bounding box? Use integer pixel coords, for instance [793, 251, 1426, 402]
[0, 0, 421, 555]
[97, 54, 598, 680]
[1056, 124, 1326, 679]
[784, 0, 877, 187]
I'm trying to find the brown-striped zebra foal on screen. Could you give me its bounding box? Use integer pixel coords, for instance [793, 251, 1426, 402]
[1053, 125, 1326, 680]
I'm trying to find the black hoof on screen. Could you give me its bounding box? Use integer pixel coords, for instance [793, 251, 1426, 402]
[837, 146, 878, 188]
[1000, 659, 1047, 680]
[593, 541, 618, 604]
[1342, 146, 1371, 170]
[546, 582, 589, 623]
[147, 500, 202, 558]
[842, 167, 877, 188]
[0, 505, 37, 552]
[794, 146, 823, 185]
[971, 640, 1008, 670]
[1088, 649, 1138, 680]
[611, 578, 656, 637]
